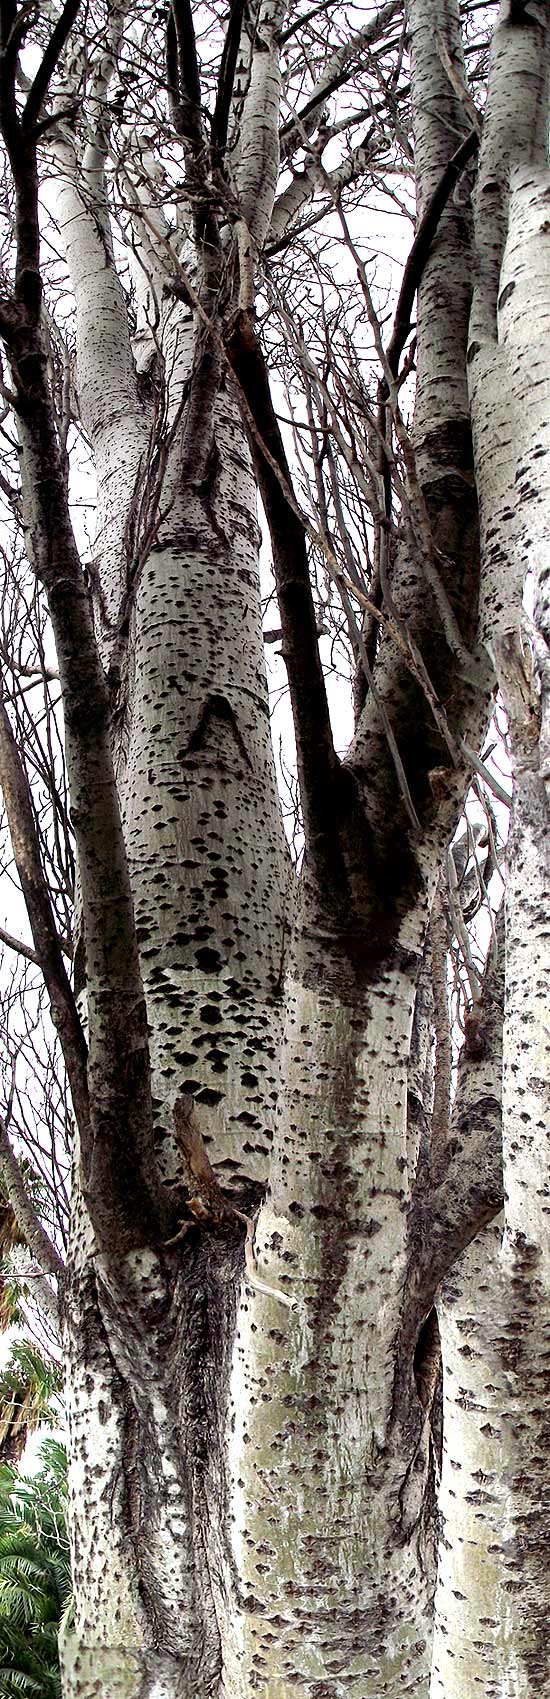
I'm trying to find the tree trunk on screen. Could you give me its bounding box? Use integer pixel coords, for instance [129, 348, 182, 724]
[0, 4, 548, 1697]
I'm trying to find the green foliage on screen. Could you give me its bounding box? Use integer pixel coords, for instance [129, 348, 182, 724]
[0, 1279, 22, 1337]
[0, 1345, 61, 1467]
[0, 1439, 70, 1698]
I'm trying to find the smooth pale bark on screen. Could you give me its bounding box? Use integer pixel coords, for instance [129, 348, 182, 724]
[52, 42, 290, 1687]
[432, 1224, 510, 1699]
[468, 8, 550, 646]
[121, 399, 292, 1173]
[470, 159, 550, 643]
[54, 143, 148, 635]
[433, 10, 550, 1693]
[468, 17, 550, 1264]
[433, 1219, 550, 1696]
[235, 0, 286, 247]
[216, 968, 432, 1697]
[407, 0, 474, 451]
[502, 671, 550, 1265]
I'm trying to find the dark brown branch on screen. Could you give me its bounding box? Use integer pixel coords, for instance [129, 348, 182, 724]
[0, 694, 90, 1136]
[0, 2, 24, 123]
[167, 0, 204, 151]
[13, 394, 164, 1253]
[22, 0, 82, 133]
[0, 5, 41, 295]
[226, 310, 347, 871]
[34, 101, 78, 139]
[211, 0, 245, 158]
[386, 127, 479, 388]
[279, 1, 335, 48]
[0, 923, 40, 964]
[167, 0, 220, 289]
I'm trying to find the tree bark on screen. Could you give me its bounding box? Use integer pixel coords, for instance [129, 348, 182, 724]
[0, 4, 547, 1696]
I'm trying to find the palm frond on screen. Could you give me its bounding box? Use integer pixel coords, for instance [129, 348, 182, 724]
[0, 1280, 21, 1334]
[0, 1345, 61, 1466]
[0, 1443, 68, 1698]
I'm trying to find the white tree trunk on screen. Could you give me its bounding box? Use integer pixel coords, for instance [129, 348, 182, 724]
[215, 970, 433, 1697]
[432, 13, 550, 1692]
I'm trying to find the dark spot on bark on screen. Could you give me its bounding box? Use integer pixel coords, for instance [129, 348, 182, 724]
[498, 280, 516, 311]
[195, 946, 222, 971]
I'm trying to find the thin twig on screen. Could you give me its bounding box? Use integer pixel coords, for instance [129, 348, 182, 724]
[447, 847, 482, 1005]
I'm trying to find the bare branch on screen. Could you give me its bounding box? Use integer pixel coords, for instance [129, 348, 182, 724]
[279, 0, 403, 160]
[0, 924, 39, 965]
[23, 0, 82, 133]
[447, 841, 482, 1005]
[459, 738, 512, 808]
[166, 0, 204, 152]
[0, 1114, 64, 1287]
[226, 309, 345, 873]
[211, 0, 245, 158]
[385, 128, 479, 392]
[429, 886, 452, 1178]
[0, 692, 89, 1130]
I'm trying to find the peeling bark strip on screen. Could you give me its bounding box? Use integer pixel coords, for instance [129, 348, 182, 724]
[0, 2, 547, 1697]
